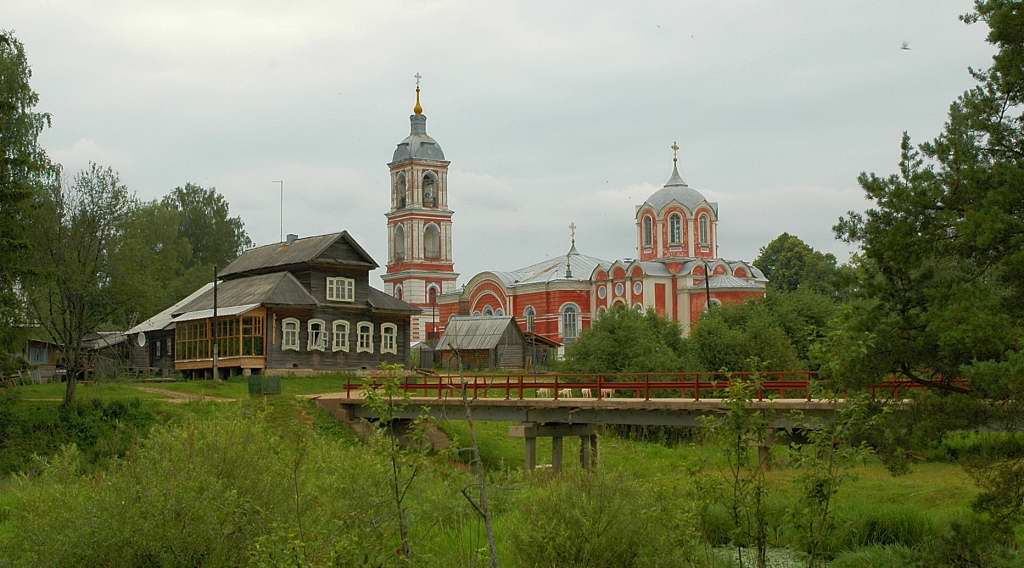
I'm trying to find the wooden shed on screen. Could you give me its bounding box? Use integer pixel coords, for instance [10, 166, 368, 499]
[435, 316, 526, 370]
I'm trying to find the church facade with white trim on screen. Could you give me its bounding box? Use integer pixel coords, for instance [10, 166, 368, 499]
[383, 84, 767, 346]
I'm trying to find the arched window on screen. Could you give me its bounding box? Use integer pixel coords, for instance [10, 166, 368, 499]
[427, 284, 439, 305]
[669, 214, 682, 245]
[307, 319, 327, 351]
[380, 323, 398, 354]
[561, 304, 579, 340]
[699, 214, 709, 245]
[483, 306, 493, 316]
[281, 318, 300, 351]
[332, 320, 349, 352]
[596, 306, 607, 319]
[356, 322, 373, 353]
[495, 308, 504, 316]
[422, 172, 438, 208]
[395, 173, 407, 209]
[642, 216, 653, 248]
[394, 285, 403, 301]
[393, 224, 405, 261]
[524, 306, 536, 332]
[424, 224, 440, 259]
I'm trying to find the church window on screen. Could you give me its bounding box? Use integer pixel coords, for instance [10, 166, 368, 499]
[483, 306, 493, 316]
[395, 173, 407, 209]
[561, 304, 580, 340]
[669, 214, 682, 244]
[427, 284, 439, 305]
[596, 306, 607, 319]
[357, 322, 373, 353]
[332, 320, 350, 352]
[699, 214, 709, 245]
[282, 318, 300, 351]
[423, 172, 438, 208]
[394, 285, 403, 301]
[633, 281, 643, 295]
[394, 224, 406, 261]
[424, 224, 441, 259]
[633, 303, 644, 312]
[642, 216, 653, 248]
[524, 306, 536, 332]
[381, 323, 398, 354]
[597, 285, 607, 299]
[614, 282, 625, 297]
[495, 308, 504, 316]
[307, 319, 327, 351]
[327, 277, 355, 302]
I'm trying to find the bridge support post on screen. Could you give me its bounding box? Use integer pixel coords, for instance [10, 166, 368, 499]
[590, 434, 599, 470]
[524, 435, 537, 471]
[579, 435, 591, 470]
[552, 436, 564, 472]
[758, 429, 776, 472]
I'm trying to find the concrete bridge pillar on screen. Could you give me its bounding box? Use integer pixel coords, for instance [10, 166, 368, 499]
[511, 423, 598, 472]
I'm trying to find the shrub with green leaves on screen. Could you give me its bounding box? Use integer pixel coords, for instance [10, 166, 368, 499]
[506, 472, 702, 568]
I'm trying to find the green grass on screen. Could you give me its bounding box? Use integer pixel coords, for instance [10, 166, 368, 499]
[13, 382, 167, 401]
[154, 374, 354, 398]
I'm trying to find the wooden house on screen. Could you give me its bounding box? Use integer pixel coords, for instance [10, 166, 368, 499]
[131, 231, 418, 378]
[435, 316, 527, 370]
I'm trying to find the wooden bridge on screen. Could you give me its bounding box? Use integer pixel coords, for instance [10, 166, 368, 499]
[315, 371, 927, 472]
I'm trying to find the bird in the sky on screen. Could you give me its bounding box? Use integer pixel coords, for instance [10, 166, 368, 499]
[901, 41, 911, 51]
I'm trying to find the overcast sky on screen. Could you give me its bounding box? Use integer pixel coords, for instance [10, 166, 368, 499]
[9, 0, 995, 287]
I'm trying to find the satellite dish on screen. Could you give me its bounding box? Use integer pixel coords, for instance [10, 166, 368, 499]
[137, 332, 147, 347]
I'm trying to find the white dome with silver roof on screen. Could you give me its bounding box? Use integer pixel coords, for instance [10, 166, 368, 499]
[638, 153, 717, 216]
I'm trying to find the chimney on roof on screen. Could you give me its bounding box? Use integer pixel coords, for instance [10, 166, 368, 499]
[286, 233, 298, 245]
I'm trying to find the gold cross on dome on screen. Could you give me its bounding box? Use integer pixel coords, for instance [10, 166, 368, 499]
[569, 221, 577, 242]
[671, 141, 680, 164]
[414, 72, 422, 88]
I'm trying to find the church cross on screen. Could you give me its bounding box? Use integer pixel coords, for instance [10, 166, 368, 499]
[569, 221, 576, 244]
[414, 72, 422, 88]
[671, 141, 680, 164]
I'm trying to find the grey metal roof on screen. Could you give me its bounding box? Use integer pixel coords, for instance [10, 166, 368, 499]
[392, 114, 445, 162]
[638, 163, 717, 216]
[126, 282, 215, 334]
[636, 261, 672, 276]
[83, 331, 127, 351]
[220, 231, 377, 278]
[173, 272, 317, 314]
[707, 275, 765, 290]
[492, 247, 611, 287]
[436, 316, 519, 351]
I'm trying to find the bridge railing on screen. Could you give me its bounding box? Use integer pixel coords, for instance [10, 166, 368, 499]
[344, 371, 956, 402]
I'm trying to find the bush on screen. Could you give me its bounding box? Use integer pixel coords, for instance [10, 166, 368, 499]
[830, 505, 939, 552]
[1, 405, 459, 567]
[941, 431, 1024, 461]
[506, 472, 701, 567]
[829, 545, 917, 568]
[0, 395, 155, 475]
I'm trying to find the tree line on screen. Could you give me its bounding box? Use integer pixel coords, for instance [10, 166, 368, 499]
[0, 30, 252, 401]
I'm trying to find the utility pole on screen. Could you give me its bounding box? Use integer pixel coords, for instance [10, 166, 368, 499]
[212, 266, 219, 381]
[273, 180, 284, 242]
[703, 259, 712, 311]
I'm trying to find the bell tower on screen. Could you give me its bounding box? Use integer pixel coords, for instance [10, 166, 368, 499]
[383, 74, 458, 342]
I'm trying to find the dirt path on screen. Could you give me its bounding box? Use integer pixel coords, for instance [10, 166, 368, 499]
[132, 386, 238, 404]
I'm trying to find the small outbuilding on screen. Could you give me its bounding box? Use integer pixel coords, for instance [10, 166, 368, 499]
[435, 316, 526, 370]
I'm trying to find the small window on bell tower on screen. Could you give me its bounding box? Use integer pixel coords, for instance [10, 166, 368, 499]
[423, 172, 438, 208]
[395, 173, 407, 209]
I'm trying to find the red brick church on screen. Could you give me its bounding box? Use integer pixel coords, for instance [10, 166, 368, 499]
[383, 81, 767, 348]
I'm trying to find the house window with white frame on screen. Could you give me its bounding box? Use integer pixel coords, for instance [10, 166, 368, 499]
[307, 319, 327, 351]
[357, 322, 373, 353]
[381, 323, 398, 354]
[332, 320, 350, 352]
[326, 277, 355, 302]
[282, 318, 300, 351]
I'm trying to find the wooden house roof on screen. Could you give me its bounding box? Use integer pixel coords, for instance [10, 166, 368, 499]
[220, 231, 378, 278]
[173, 272, 317, 315]
[436, 316, 523, 351]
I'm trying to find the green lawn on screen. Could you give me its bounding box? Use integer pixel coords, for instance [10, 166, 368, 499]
[153, 374, 354, 398]
[14, 382, 167, 401]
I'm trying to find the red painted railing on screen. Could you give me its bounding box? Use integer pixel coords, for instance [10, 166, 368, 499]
[343, 371, 954, 402]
